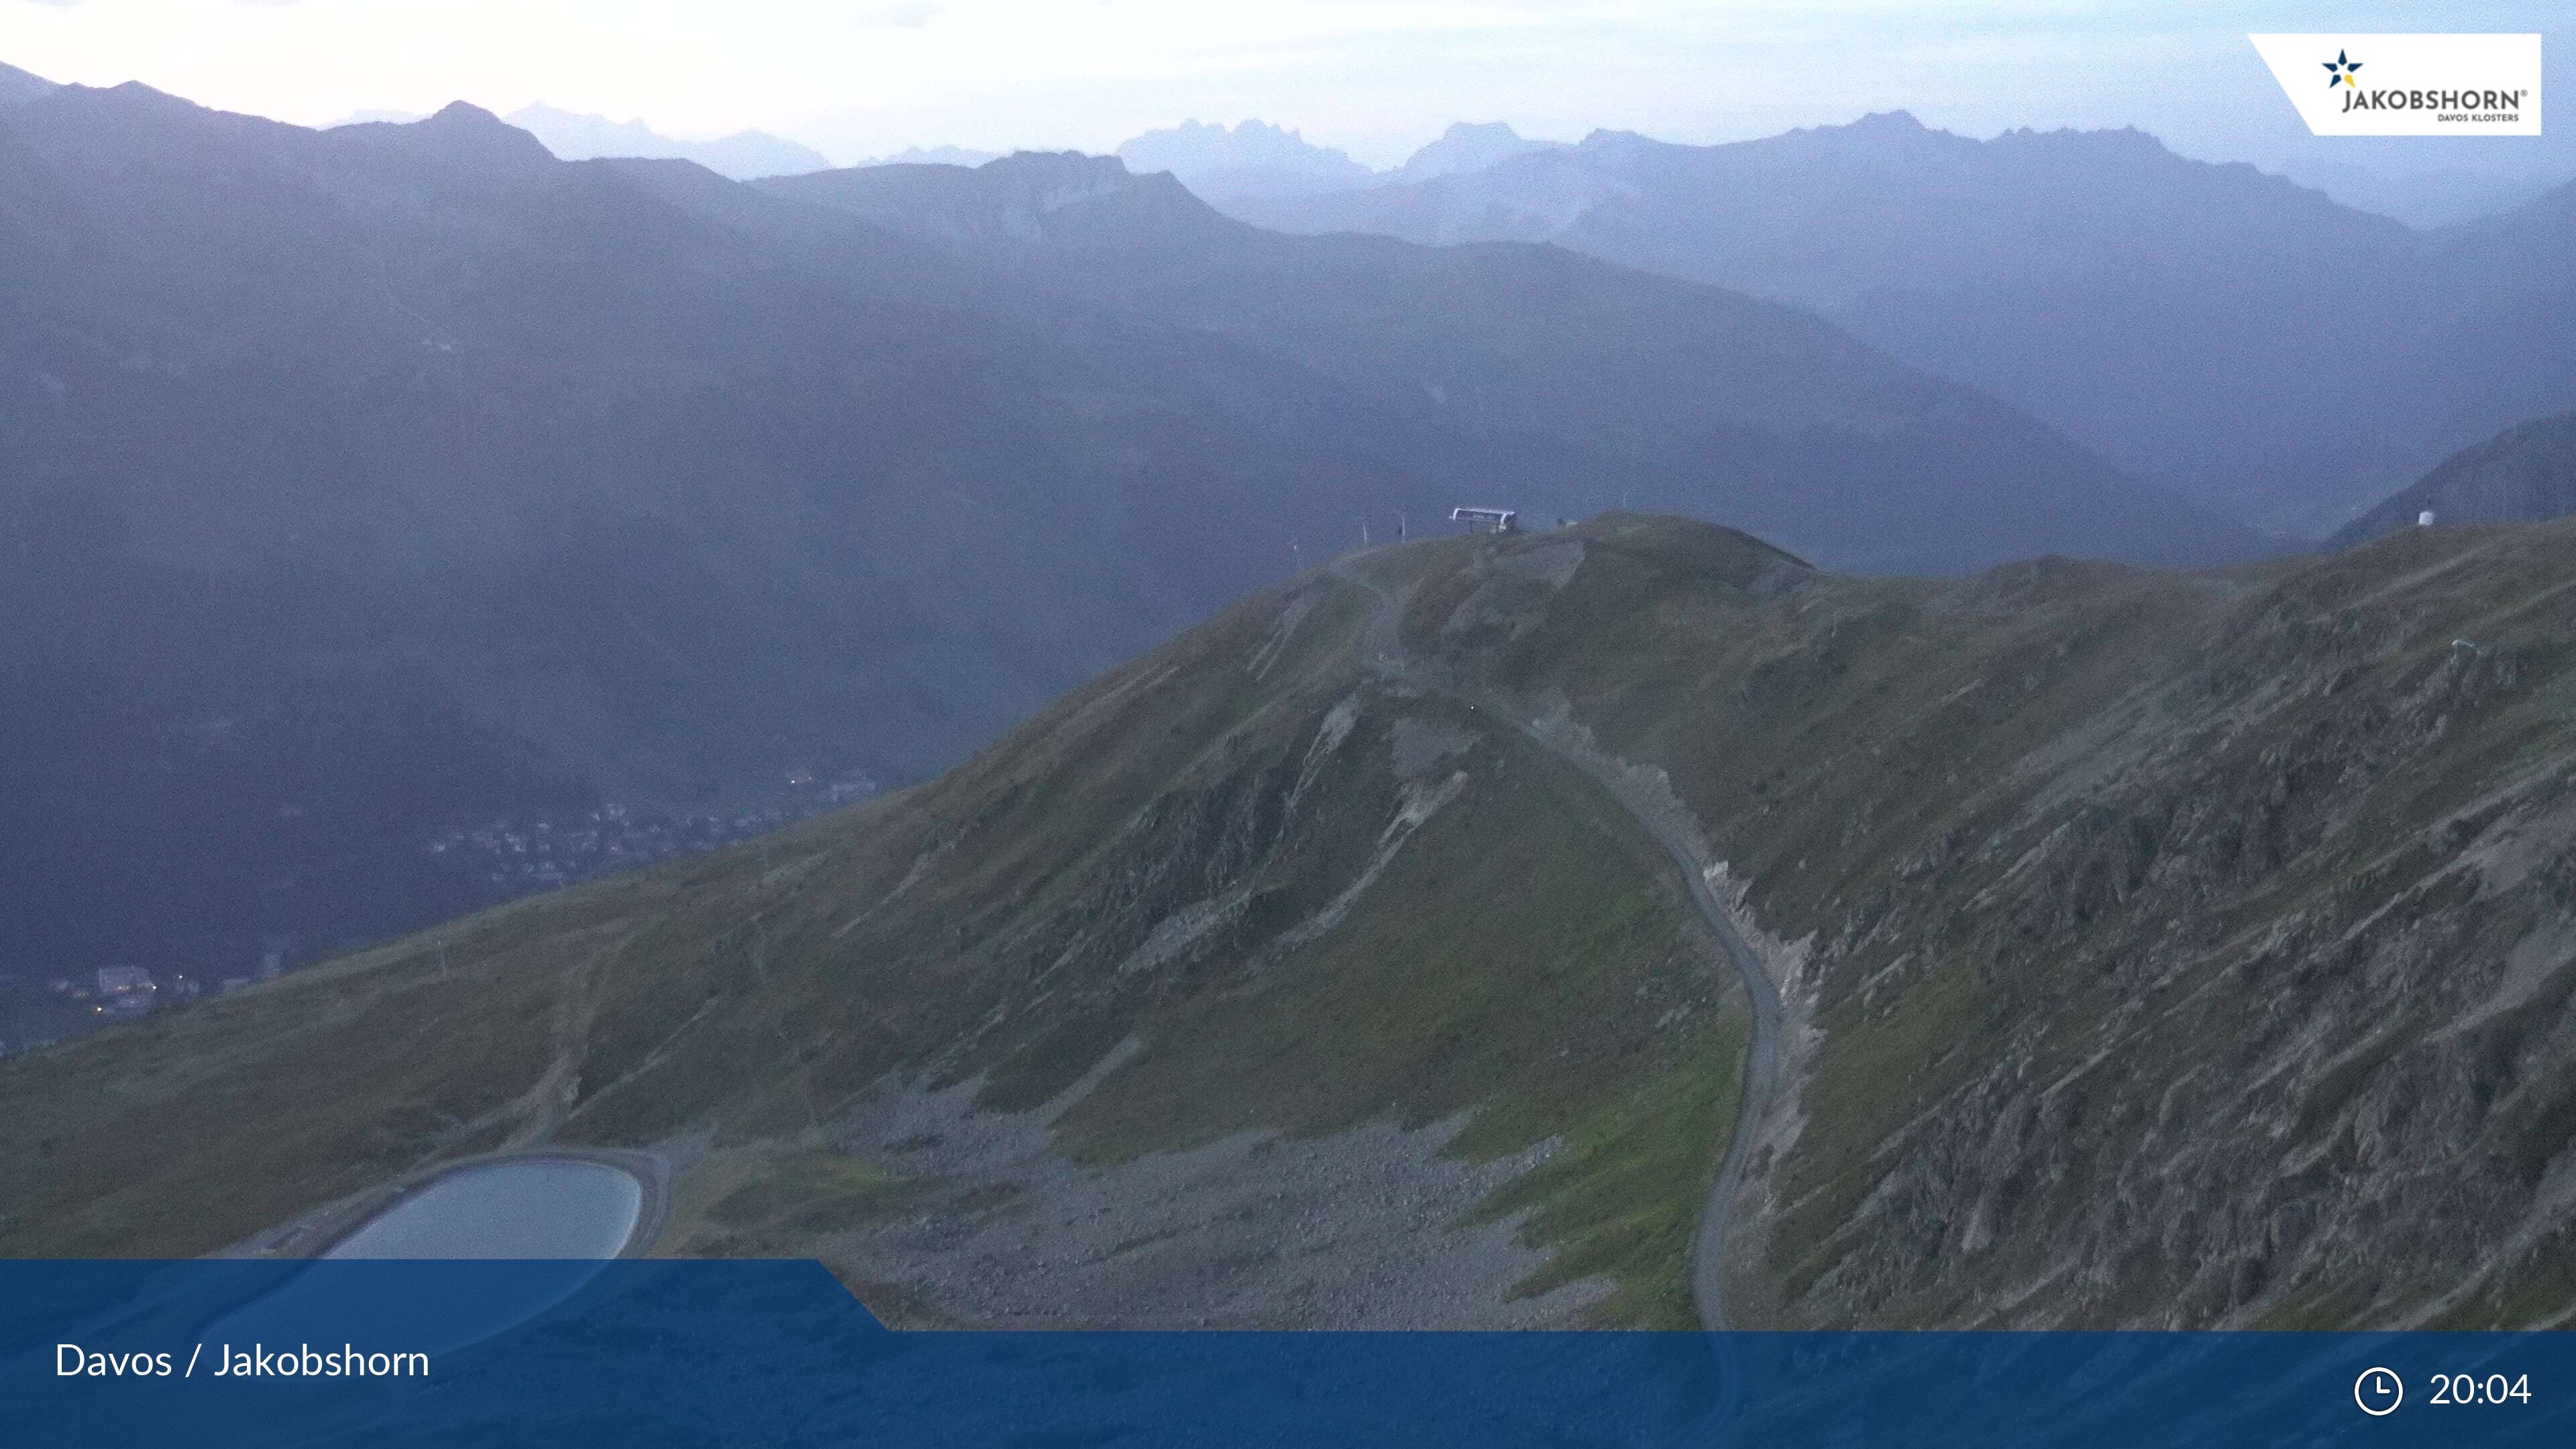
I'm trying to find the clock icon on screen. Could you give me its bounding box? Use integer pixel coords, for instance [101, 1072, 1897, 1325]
[2356, 1366, 2404, 1416]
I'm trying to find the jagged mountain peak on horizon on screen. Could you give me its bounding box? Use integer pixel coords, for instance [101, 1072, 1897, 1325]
[1130, 115, 1326, 146]
[867, 142, 1002, 168]
[1991, 119, 2178, 152]
[1115, 117, 1375, 200]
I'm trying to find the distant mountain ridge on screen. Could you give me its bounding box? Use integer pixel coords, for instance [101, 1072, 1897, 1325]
[1116, 118, 1375, 200]
[0, 82, 2259, 982]
[1106, 118, 1569, 198]
[501, 102, 831, 178]
[0, 86, 1489, 971]
[1389, 121, 1565, 184]
[1230, 110, 2576, 539]
[330, 105, 991, 175]
[328, 101, 832, 178]
[762, 149, 2269, 576]
[866, 144, 999, 168]
[2278, 154, 2567, 229]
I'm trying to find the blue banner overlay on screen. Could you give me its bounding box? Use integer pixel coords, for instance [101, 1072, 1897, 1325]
[5, 1260, 2567, 1446]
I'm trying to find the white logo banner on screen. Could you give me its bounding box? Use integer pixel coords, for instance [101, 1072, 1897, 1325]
[2250, 33, 2541, 135]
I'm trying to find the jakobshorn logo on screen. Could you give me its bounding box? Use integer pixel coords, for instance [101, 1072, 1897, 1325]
[2251, 34, 2541, 136]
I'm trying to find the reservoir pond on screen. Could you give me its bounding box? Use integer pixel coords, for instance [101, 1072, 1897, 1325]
[197, 1159, 651, 1358]
[324, 1158, 643, 1259]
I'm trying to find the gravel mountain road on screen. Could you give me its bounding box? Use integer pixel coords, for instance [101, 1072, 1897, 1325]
[1338, 559, 1784, 1333]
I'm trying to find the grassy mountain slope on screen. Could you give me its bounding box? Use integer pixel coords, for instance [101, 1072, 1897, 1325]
[0, 547, 1757, 1328]
[9, 515, 2574, 1330]
[1394, 518, 2576, 1328]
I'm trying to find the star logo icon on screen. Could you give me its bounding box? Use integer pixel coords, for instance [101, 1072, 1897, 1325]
[2323, 49, 2363, 88]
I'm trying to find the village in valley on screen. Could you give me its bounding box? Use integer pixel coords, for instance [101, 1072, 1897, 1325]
[0, 771, 878, 1061]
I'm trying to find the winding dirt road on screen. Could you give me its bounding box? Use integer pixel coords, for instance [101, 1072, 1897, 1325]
[1339, 561, 1783, 1334]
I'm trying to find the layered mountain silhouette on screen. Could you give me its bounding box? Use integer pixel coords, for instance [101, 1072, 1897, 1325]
[2279, 154, 2566, 229]
[1234, 111, 2576, 537]
[1115, 119, 1375, 200]
[327, 101, 835, 178]
[761, 150, 2264, 574]
[866, 143, 1000, 168]
[1108, 118, 1568, 195]
[0, 85, 2259, 979]
[1389, 121, 1566, 184]
[502, 103, 833, 178]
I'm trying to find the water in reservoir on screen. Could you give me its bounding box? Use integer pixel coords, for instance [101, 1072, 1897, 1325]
[200, 1160, 647, 1360]
[325, 1158, 643, 1259]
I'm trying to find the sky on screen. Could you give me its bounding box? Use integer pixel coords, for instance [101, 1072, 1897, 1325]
[1, 0, 2567, 173]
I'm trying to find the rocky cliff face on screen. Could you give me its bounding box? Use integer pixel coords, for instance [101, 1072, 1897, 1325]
[1785, 545, 2574, 1327]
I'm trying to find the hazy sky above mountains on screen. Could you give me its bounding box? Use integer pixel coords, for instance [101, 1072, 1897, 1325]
[2, 0, 2565, 173]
